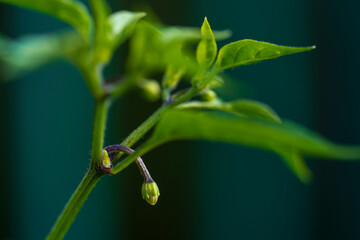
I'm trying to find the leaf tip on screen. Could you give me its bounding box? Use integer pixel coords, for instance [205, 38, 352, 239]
[303, 45, 316, 52]
[137, 12, 147, 18]
[299, 169, 313, 185]
[202, 16, 211, 29]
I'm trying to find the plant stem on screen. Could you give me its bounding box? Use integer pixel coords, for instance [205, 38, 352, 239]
[90, 99, 110, 168]
[46, 169, 103, 240]
[46, 99, 109, 239]
[111, 87, 199, 172]
[47, 84, 198, 239]
[80, 65, 104, 99]
[107, 75, 139, 99]
[122, 87, 198, 148]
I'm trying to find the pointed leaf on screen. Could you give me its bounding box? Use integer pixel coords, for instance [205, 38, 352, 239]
[273, 147, 312, 183]
[126, 21, 231, 77]
[214, 39, 315, 71]
[196, 17, 217, 68]
[206, 75, 224, 89]
[93, 11, 145, 63]
[126, 22, 199, 77]
[108, 11, 146, 47]
[162, 65, 184, 89]
[137, 110, 360, 182]
[0, 0, 92, 41]
[178, 99, 281, 123]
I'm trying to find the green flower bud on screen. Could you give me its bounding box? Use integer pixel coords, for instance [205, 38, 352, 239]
[138, 79, 161, 101]
[102, 150, 111, 168]
[199, 89, 217, 102]
[141, 181, 160, 205]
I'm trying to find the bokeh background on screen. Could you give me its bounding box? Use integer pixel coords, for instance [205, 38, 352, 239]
[1, 0, 360, 239]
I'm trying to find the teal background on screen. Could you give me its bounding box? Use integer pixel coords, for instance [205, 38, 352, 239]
[1, 0, 360, 239]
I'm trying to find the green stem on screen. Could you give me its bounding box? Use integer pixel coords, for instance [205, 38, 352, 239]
[46, 169, 103, 240]
[47, 83, 198, 239]
[107, 75, 139, 99]
[123, 87, 198, 148]
[111, 87, 199, 171]
[46, 99, 109, 239]
[111, 141, 157, 175]
[90, 99, 110, 167]
[80, 65, 104, 99]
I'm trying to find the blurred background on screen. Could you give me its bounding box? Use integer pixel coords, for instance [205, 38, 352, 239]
[1, 0, 360, 239]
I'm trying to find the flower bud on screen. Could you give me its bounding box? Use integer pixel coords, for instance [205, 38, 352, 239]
[138, 79, 161, 101]
[141, 181, 160, 205]
[199, 89, 217, 102]
[102, 150, 111, 168]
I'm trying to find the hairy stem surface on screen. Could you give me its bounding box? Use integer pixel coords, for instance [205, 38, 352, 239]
[47, 85, 199, 239]
[46, 99, 109, 239]
[111, 87, 199, 171]
[90, 99, 110, 167]
[46, 169, 102, 240]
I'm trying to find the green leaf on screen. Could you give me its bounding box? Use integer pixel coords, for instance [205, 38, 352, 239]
[206, 75, 224, 89]
[126, 21, 231, 78]
[108, 11, 146, 48]
[273, 147, 312, 183]
[0, 0, 92, 41]
[138, 78, 161, 101]
[196, 17, 217, 68]
[0, 31, 85, 80]
[178, 99, 281, 123]
[162, 65, 184, 89]
[126, 22, 199, 77]
[214, 39, 315, 71]
[93, 10, 145, 63]
[140, 110, 360, 182]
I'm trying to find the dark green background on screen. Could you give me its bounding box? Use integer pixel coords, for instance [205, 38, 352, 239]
[1, 0, 360, 239]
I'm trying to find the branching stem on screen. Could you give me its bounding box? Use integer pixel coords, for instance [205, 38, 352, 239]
[47, 75, 201, 239]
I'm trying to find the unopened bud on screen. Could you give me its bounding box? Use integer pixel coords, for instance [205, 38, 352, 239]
[141, 181, 160, 205]
[138, 79, 161, 101]
[199, 89, 217, 102]
[102, 150, 111, 168]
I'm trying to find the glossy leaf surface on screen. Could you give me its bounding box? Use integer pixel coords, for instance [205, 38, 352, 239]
[127, 22, 230, 78]
[141, 110, 360, 182]
[214, 39, 315, 71]
[93, 10, 145, 63]
[108, 11, 146, 48]
[178, 99, 281, 123]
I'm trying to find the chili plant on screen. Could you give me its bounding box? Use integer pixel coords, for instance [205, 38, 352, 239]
[1, 0, 360, 239]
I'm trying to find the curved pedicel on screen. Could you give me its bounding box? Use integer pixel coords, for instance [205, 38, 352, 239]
[102, 144, 160, 205]
[102, 144, 154, 182]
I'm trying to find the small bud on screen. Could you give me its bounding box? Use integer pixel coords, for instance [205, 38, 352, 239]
[141, 181, 160, 205]
[199, 89, 217, 102]
[102, 150, 111, 168]
[138, 79, 161, 101]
